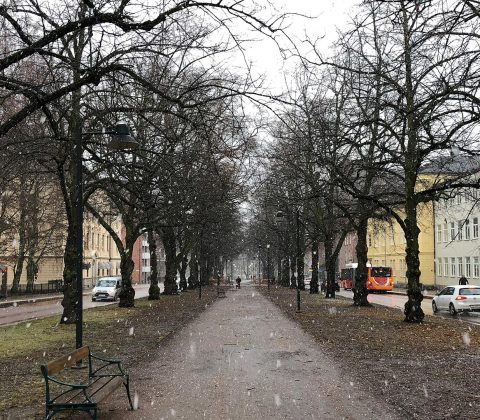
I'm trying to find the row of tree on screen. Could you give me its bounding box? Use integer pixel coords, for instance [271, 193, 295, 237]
[249, 0, 480, 323]
[0, 0, 289, 323]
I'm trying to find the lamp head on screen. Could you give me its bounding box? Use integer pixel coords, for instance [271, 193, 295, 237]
[107, 121, 139, 150]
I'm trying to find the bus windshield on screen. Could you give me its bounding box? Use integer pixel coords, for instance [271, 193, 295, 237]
[371, 267, 392, 277]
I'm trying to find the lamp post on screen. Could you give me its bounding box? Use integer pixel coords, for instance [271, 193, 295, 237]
[257, 245, 262, 284]
[266, 244, 271, 290]
[75, 121, 138, 352]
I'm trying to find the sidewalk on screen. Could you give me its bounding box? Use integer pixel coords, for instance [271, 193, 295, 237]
[102, 283, 401, 420]
[389, 287, 436, 299]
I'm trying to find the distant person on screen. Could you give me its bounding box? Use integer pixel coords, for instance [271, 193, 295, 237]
[459, 276, 469, 285]
[235, 276, 241, 289]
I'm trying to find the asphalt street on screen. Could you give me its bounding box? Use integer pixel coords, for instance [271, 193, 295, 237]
[337, 289, 480, 325]
[0, 284, 152, 326]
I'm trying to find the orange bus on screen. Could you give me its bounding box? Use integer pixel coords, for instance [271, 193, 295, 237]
[340, 266, 394, 292]
[367, 266, 394, 292]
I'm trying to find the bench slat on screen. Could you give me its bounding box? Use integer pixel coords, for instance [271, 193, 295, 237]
[88, 376, 124, 403]
[46, 346, 90, 375]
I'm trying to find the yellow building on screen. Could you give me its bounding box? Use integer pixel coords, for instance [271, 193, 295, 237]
[82, 213, 123, 288]
[367, 201, 435, 287]
[2, 213, 122, 289]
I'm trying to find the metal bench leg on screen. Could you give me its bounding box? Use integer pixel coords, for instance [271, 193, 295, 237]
[124, 378, 134, 410]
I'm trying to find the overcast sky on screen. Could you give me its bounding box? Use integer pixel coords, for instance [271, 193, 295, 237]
[243, 0, 360, 92]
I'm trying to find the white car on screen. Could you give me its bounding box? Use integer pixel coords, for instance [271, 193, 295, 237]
[432, 285, 480, 315]
[92, 277, 122, 302]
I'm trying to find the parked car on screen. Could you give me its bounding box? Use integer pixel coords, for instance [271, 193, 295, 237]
[432, 285, 480, 315]
[91, 277, 122, 302]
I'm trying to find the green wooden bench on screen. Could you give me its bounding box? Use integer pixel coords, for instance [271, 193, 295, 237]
[41, 346, 133, 419]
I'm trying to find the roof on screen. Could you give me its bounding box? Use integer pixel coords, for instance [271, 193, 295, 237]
[421, 153, 480, 176]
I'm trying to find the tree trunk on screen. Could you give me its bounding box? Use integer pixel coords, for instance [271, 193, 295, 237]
[11, 182, 27, 294]
[162, 226, 178, 295]
[403, 205, 424, 322]
[61, 228, 78, 323]
[282, 257, 290, 287]
[119, 251, 136, 307]
[353, 215, 370, 306]
[324, 234, 336, 299]
[200, 257, 209, 286]
[147, 230, 160, 300]
[179, 255, 188, 291]
[25, 256, 36, 293]
[401, 4, 424, 323]
[310, 240, 319, 294]
[188, 254, 198, 289]
[11, 243, 25, 293]
[290, 257, 297, 288]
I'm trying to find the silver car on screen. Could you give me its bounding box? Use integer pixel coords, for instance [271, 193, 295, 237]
[92, 277, 122, 302]
[432, 285, 480, 315]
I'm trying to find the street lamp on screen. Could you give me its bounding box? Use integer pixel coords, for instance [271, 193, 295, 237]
[266, 244, 271, 290]
[75, 121, 138, 353]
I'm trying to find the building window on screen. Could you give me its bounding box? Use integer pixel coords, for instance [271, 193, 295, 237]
[451, 257, 456, 277]
[368, 235, 372, 247]
[437, 258, 442, 276]
[458, 257, 463, 276]
[436, 224, 442, 243]
[443, 223, 448, 242]
[457, 221, 463, 240]
[474, 218, 479, 239]
[474, 257, 479, 278]
[450, 222, 456, 241]
[466, 257, 471, 277]
[444, 259, 449, 276]
[465, 220, 471, 240]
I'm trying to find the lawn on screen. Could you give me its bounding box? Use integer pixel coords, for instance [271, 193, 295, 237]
[0, 288, 217, 419]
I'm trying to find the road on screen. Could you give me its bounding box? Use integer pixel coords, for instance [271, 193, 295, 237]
[337, 289, 480, 325]
[0, 284, 152, 326]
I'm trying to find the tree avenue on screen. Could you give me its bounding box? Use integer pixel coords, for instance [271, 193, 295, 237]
[1, 0, 480, 329]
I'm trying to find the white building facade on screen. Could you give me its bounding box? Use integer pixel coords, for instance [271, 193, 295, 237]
[435, 188, 480, 287]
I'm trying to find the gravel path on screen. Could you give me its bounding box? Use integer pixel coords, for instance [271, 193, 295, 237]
[102, 283, 401, 420]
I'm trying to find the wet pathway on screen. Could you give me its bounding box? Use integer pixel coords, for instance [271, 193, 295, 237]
[103, 283, 400, 419]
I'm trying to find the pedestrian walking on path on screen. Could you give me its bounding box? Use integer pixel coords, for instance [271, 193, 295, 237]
[459, 276, 469, 285]
[102, 284, 401, 420]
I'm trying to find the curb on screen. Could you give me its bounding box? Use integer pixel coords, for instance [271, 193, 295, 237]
[0, 293, 90, 309]
[387, 290, 434, 300]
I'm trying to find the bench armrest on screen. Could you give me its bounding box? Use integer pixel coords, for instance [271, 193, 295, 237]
[89, 352, 127, 377]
